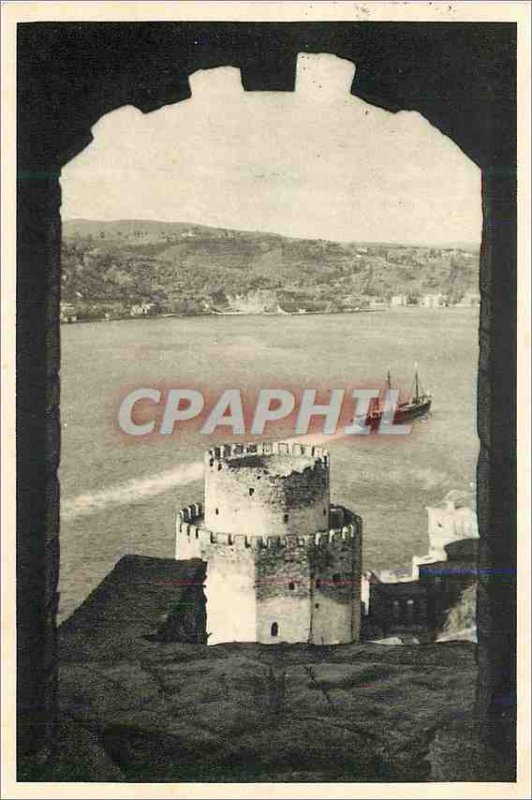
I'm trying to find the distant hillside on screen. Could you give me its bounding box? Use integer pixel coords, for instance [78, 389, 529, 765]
[62, 219, 481, 253]
[61, 219, 480, 320]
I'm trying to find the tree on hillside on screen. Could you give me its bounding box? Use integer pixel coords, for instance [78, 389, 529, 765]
[362, 264, 376, 295]
[444, 260, 469, 305]
[210, 288, 228, 307]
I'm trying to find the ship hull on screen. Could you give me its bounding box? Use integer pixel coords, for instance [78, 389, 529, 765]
[394, 398, 432, 421]
[367, 398, 432, 429]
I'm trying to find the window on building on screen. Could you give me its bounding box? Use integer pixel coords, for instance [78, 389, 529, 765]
[271, 622, 279, 637]
[406, 598, 415, 624]
[315, 603, 320, 609]
[215, 508, 219, 515]
[283, 513, 289, 523]
[323, 508, 327, 515]
[392, 600, 401, 620]
[288, 581, 295, 591]
[249, 487, 254, 496]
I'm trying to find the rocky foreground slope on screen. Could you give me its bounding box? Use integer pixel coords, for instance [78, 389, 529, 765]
[48, 556, 511, 783]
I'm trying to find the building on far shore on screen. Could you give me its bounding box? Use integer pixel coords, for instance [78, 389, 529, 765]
[421, 294, 445, 308]
[457, 291, 481, 307]
[391, 294, 408, 307]
[60, 302, 78, 323]
[130, 301, 154, 317]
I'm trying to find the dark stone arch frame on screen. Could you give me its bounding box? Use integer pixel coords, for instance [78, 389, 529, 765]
[16, 21, 516, 777]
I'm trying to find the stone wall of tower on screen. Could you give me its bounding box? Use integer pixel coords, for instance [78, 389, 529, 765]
[255, 536, 313, 643]
[310, 523, 363, 645]
[255, 522, 362, 645]
[175, 505, 362, 646]
[204, 442, 330, 537]
[176, 521, 257, 644]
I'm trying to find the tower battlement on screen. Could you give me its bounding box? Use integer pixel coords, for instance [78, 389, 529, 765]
[177, 513, 360, 553]
[179, 503, 203, 524]
[204, 441, 330, 537]
[175, 442, 361, 646]
[207, 440, 330, 466]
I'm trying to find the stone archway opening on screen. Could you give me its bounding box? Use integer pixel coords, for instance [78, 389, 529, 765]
[55, 54, 489, 777]
[15, 23, 516, 780]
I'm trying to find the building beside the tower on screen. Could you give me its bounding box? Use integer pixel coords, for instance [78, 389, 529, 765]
[411, 489, 478, 579]
[176, 441, 363, 646]
[362, 489, 478, 642]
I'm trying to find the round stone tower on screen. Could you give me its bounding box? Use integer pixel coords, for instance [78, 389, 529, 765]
[176, 441, 362, 646]
[204, 441, 330, 536]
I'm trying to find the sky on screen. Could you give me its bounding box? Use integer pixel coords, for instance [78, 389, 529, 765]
[61, 53, 482, 246]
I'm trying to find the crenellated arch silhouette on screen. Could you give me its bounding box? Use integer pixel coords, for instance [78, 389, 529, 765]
[16, 21, 516, 778]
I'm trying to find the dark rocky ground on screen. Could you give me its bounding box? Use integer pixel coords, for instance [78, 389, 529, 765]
[44, 557, 513, 783]
[53, 639, 512, 783]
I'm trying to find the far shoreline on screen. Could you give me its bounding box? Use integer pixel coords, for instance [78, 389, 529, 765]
[60, 306, 481, 325]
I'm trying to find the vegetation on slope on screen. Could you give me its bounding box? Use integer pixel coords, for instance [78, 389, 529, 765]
[61, 219, 479, 320]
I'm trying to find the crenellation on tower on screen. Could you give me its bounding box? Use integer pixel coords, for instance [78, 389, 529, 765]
[204, 441, 331, 538]
[176, 442, 362, 645]
[207, 440, 330, 464]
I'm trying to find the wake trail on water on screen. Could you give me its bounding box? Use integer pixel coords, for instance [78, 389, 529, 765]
[61, 432, 344, 522]
[61, 462, 204, 521]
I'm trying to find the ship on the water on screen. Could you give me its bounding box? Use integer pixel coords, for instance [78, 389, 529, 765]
[365, 367, 432, 428]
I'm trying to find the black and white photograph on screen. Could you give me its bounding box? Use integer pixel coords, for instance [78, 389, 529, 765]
[2, 2, 529, 796]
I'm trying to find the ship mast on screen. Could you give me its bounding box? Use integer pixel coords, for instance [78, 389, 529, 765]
[414, 362, 420, 401]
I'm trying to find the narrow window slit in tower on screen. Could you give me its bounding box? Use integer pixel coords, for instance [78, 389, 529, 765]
[283, 513, 289, 523]
[271, 622, 279, 637]
[288, 581, 295, 591]
[249, 487, 254, 496]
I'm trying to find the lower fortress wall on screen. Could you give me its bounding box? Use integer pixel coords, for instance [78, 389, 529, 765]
[176, 508, 362, 645]
[204, 544, 257, 645]
[255, 537, 313, 643]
